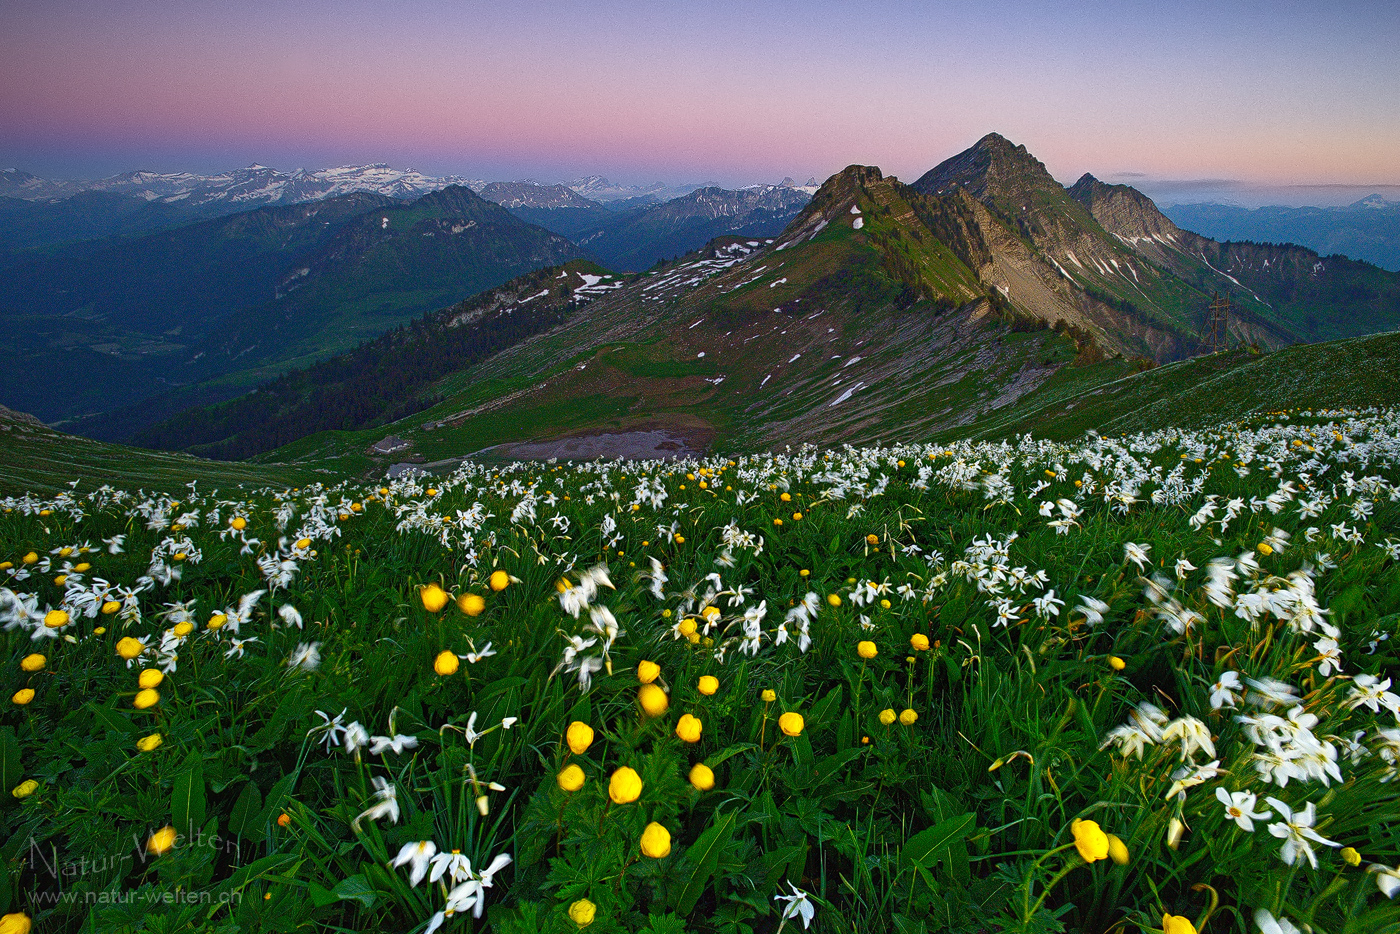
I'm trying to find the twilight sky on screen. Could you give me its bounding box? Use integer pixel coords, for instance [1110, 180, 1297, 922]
[3, 0, 1398, 205]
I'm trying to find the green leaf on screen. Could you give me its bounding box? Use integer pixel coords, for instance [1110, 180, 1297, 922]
[308, 882, 338, 908]
[170, 751, 207, 835]
[84, 701, 138, 735]
[901, 813, 975, 871]
[331, 874, 378, 909]
[228, 781, 263, 839]
[255, 771, 298, 831]
[673, 809, 739, 915]
[0, 727, 21, 801]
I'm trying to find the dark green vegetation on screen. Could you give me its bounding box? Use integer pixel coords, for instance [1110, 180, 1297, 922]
[134, 262, 612, 461]
[0, 186, 581, 435]
[1166, 197, 1400, 274]
[3, 413, 1398, 933]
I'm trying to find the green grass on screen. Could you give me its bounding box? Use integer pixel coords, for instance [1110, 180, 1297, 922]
[2, 407, 1399, 933]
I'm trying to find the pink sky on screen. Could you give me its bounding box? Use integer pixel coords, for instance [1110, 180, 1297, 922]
[4, 0, 1398, 197]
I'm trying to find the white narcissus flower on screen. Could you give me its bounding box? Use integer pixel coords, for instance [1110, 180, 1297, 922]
[1123, 542, 1151, 571]
[1210, 670, 1242, 709]
[1255, 908, 1302, 934]
[1372, 863, 1400, 898]
[1215, 787, 1271, 832]
[774, 880, 815, 930]
[1265, 797, 1339, 868]
[391, 840, 437, 886]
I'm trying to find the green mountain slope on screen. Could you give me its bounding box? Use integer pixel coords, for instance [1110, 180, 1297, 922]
[0, 405, 323, 496]
[970, 331, 1400, 441]
[0, 186, 582, 436]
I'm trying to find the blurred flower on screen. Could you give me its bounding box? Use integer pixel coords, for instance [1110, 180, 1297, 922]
[638, 683, 669, 717]
[147, 826, 177, 855]
[689, 763, 715, 790]
[353, 777, 399, 829]
[558, 764, 585, 792]
[457, 593, 485, 616]
[420, 583, 450, 612]
[391, 840, 437, 886]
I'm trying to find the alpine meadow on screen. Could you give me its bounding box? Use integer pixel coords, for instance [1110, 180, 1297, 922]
[3, 3, 1400, 933]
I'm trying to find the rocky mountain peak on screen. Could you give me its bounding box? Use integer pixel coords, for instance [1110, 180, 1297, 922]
[910, 132, 1057, 204]
[1067, 173, 1183, 243]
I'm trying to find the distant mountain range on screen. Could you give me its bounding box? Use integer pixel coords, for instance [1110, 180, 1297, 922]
[130, 133, 1400, 464]
[1163, 196, 1400, 272]
[0, 186, 581, 432]
[0, 163, 487, 208]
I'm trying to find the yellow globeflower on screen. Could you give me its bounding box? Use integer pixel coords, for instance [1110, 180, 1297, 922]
[675, 714, 703, 743]
[101, 600, 121, 615]
[489, 569, 510, 592]
[866, 534, 879, 545]
[43, 610, 69, 629]
[697, 675, 719, 696]
[12, 780, 39, 799]
[133, 689, 160, 710]
[778, 712, 804, 737]
[1108, 656, 1126, 671]
[566, 721, 595, 755]
[608, 766, 643, 804]
[138, 669, 164, 689]
[1162, 915, 1197, 934]
[147, 826, 178, 856]
[761, 689, 777, 702]
[137, 734, 164, 752]
[857, 641, 877, 659]
[827, 594, 841, 607]
[1107, 834, 1129, 865]
[207, 613, 228, 630]
[230, 517, 247, 531]
[1070, 819, 1109, 863]
[172, 621, 194, 637]
[1257, 542, 1273, 556]
[878, 709, 896, 726]
[73, 562, 90, 572]
[433, 651, 460, 676]
[20, 654, 45, 673]
[677, 617, 697, 636]
[701, 605, 721, 622]
[899, 708, 918, 726]
[910, 633, 930, 651]
[639, 822, 671, 859]
[294, 538, 312, 551]
[637, 660, 661, 684]
[568, 898, 597, 928]
[0, 913, 32, 934]
[12, 689, 35, 706]
[21, 552, 38, 564]
[689, 762, 715, 791]
[457, 593, 485, 616]
[420, 583, 450, 613]
[1340, 846, 1361, 867]
[557, 764, 585, 792]
[116, 637, 143, 660]
[638, 683, 669, 717]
